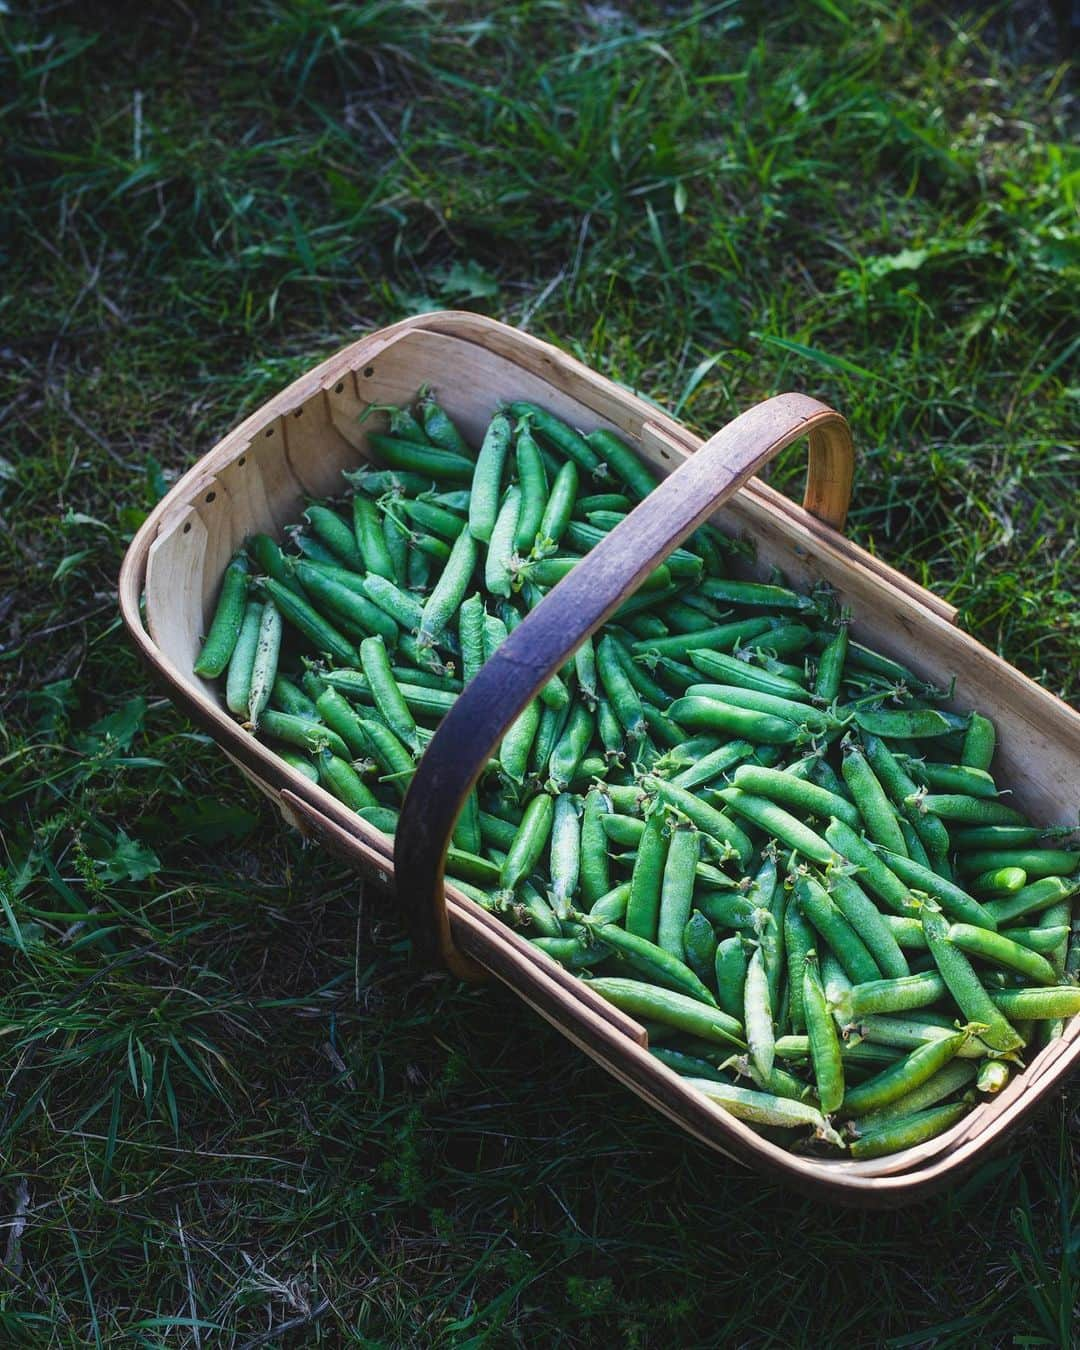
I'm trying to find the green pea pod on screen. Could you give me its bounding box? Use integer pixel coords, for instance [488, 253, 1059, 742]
[468, 413, 513, 542]
[873, 847, 998, 930]
[246, 600, 282, 729]
[596, 634, 647, 740]
[684, 1079, 841, 1144]
[644, 777, 754, 866]
[548, 793, 582, 920]
[419, 528, 479, 645]
[958, 849, 1079, 881]
[852, 708, 959, 739]
[535, 460, 579, 553]
[656, 826, 701, 960]
[579, 788, 612, 908]
[857, 1061, 977, 1127]
[668, 696, 804, 746]
[352, 495, 397, 580]
[358, 636, 418, 752]
[824, 819, 916, 916]
[793, 875, 882, 985]
[833, 972, 948, 1022]
[304, 504, 364, 570]
[261, 577, 360, 666]
[683, 911, 719, 992]
[498, 793, 555, 897]
[803, 952, 844, 1114]
[729, 766, 858, 826]
[369, 432, 474, 482]
[670, 741, 756, 792]
[548, 702, 594, 792]
[826, 871, 910, 980]
[585, 426, 658, 500]
[484, 486, 522, 599]
[713, 788, 835, 865]
[500, 698, 542, 789]
[317, 749, 377, 811]
[783, 899, 816, 1033]
[946, 922, 1058, 985]
[292, 562, 400, 644]
[690, 649, 809, 699]
[625, 808, 670, 943]
[849, 1100, 969, 1159]
[841, 743, 908, 855]
[225, 600, 264, 717]
[743, 945, 775, 1080]
[585, 978, 744, 1048]
[920, 906, 1023, 1054]
[813, 622, 850, 703]
[250, 534, 301, 595]
[260, 710, 349, 760]
[987, 986, 1080, 1020]
[684, 683, 839, 734]
[590, 880, 631, 923]
[507, 402, 602, 474]
[578, 915, 716, 1006]
[906, 793, 1027, 826]
[984, 875, 1079, 925]
[418, 395, 471, 455]
[629, 617, 777, 661]
[960, 712, 996, 771]
[194, 553, 251, 677]
[271, 674, 318, 720]
[840, 1032, 969, 1117]
[714, 936, 749, 1023]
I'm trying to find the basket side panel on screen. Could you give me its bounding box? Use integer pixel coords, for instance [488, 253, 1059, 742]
[283, 386, 361, 500]
[146, 505, 211, 682]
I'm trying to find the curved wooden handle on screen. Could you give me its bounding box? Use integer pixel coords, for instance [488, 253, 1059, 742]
[395, 393, 854, 972]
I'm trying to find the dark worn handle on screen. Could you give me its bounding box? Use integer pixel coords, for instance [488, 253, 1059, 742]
[395, 393, 854, 973]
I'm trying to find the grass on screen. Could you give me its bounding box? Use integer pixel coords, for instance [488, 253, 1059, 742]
[1, 0, 1078, 1342]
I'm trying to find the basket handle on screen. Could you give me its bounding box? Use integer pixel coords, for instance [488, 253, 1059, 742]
[395, 393, 854, 971]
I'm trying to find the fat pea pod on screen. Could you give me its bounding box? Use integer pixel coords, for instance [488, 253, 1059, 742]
[712, 788, 835, 865]
[848, 1100, 970, 1159]
[841, 741, 908, 856]
[419, 527, 478, 646]
[839, 1031, 970, 1117]
[246, 600, 283, 729]
[359, 636, 418, 752]
[872, 847, 999, 930]
[484, 486, 522, 599]
[195, 553, 251, 678]
[920, 905, 1024, 1054]
[291, 562, 400, 644]
[643, 777, 754, 866]
[803, 952, 844, 1114]
[576, 913, 717, 1006]
[369, 432, 475, 482]
[793, 875, 882, 985]
[468, 412, 513, 543]
[497, 793, 555, 901]
[656, 826, 701, 960]
[625, 807, 670, 944]
[352, 495, 397, 580]
[683, 911, 719, 992]
[585, 978, 744, 1048]
[731, 764, 861, 831]
[684, 1079, 842, 1145]
[225, 600, 264, 718]
[507, 401, 603, 475]
[261, 577, 360, 666]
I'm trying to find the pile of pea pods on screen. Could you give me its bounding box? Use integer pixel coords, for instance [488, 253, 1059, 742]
[194, 390, 1080, 1159]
